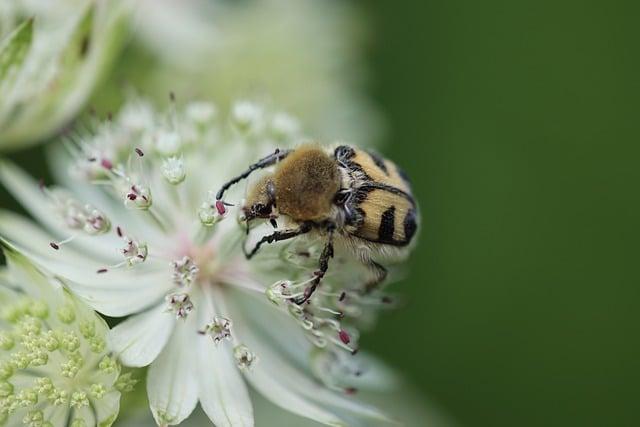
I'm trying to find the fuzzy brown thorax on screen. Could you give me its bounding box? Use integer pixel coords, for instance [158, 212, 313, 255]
[272, 144, 341, 221]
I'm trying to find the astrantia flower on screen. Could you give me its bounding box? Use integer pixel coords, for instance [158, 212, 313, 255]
[0, 0, 129, 148]
[0, 243, 134, 427]
[117, 0, 384, 146]
[0, 99, 394, 426]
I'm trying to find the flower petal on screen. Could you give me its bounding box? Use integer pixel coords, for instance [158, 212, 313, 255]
[109, 303, 175, 367]
[0, 210, 98, 264]
[0, 161, 126, 260]
[231, 294, 390, 425]
[147, 319, 199, 426]
[197, 286, 254, 427]
[0, 212, 173, 316]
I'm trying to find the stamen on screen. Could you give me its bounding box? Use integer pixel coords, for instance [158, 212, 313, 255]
[161, 156, 186, 185]
[165, 293, 194, 320]
[338, 329, 351, 345]
[199, 316, 232, 345]
[198, 191, 228, 226]
[171, 256, 199, 288]
[47, 189, 111, 236]
[123, 184, 152, 210]
[49, 235, 77, 250]
[83, 208, 111, 235]
[233, 344, 257, 371]
[121, 236, 148, 266]
[101, 159, 113, 170]
[215, 200, 226, 216]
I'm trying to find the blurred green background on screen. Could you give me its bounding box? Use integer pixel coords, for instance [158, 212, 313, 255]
[362, 1, 639, 426]
[1, 1, 638, 426]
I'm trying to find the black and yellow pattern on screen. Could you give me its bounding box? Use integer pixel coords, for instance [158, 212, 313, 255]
[336, 146, 418, 246]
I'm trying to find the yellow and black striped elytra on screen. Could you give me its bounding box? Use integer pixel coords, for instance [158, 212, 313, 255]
[215, 143, 419, 303]
[334, 145, 418, 247]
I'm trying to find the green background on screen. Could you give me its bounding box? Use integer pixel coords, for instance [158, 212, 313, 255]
[2, 1, 639, 426]
[362, 1, 639, 426]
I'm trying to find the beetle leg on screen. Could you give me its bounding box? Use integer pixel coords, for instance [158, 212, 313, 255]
[295, 225, 335, 305]
[244, 222, 312, 259]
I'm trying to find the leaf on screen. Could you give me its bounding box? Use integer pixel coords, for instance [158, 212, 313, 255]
[0, 17, 33, 84]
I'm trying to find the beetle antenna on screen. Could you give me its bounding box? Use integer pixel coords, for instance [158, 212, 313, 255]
[215, 148, 291, 200]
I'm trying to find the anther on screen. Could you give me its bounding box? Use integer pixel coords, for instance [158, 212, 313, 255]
[165, 293, 194, 320]
[215, 200, 226, 216]
[234, 344, 257, 371]
[199, 316, 232, 344]
[121, 237, 148, 266]
[161, 156, 186, 185]
[123, 184, 152, 209]
[135, 148, 144, 157]
[172, 257, 199, 288]
[100, 159, 113, 170]
[338, 329, 351, 345]
[96, 269, 108, 274]
[49, 235, 77, 250]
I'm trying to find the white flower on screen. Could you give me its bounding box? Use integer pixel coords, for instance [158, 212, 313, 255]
[0, 99, 394, 426]
[0, 242, 135, 427]
[120, 0, 384, 146]
[0, 0, 130, 149]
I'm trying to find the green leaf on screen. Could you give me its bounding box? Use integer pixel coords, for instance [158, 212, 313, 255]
[0, 17, 33, 84]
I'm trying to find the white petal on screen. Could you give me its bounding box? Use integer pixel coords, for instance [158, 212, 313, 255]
[0, 215, 172, 316]
[231, 295, 390, 425]
[233, 320, 347, 426]
[197, 287, 254, 427]
[0, 161, 126, 260]
[0, 210, 98, 264]
[64, 279, 169, 317]
[109, 303, 175, 367]
[147, 319, 199, 426]
[232, 288, 311, 366]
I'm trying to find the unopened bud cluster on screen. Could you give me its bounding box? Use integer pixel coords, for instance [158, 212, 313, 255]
[0, 295, 135, 426]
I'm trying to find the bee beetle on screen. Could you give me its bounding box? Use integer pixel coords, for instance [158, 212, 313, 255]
[216, 143, 419, 303]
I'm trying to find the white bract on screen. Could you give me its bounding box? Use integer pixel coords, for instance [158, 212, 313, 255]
[0, 0, 129, 149]
[0, 99, 394, 426]
[0, 243, 134, 427]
